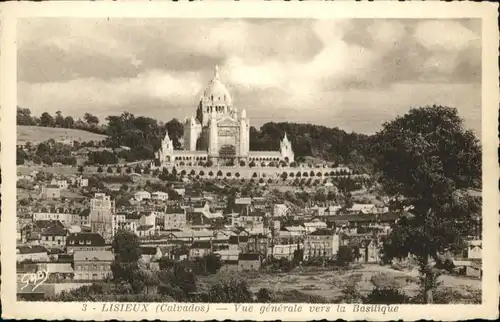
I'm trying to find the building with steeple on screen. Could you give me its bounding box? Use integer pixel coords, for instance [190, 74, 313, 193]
[156, 65, 294, 166]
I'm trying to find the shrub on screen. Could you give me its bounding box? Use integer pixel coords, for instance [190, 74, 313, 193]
[363, 287, 409, 304]
[256, 288, 273, 303]
[207, 275, 252, 303]
[340, 275, 363, 303]
[370, 273, 401, 289]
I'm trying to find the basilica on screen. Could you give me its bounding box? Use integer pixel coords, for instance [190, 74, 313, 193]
[156, 65, 294, 166]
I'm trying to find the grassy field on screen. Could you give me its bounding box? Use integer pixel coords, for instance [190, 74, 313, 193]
[201, 264, 481, 302]
[17, 126, 107, 144]
[17, 165, 79, 176]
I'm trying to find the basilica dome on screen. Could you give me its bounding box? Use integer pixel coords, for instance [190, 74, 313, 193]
[201, 65, 232, 107]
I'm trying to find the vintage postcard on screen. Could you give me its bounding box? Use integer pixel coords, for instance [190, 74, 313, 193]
[1, 1, 499, 321]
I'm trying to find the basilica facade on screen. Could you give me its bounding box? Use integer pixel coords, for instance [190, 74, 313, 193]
[156, 66, 294, 166]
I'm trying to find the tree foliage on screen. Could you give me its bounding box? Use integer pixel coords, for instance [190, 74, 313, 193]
[207, 275, 252, 303]
[112, 229, 142, 263]
[373, 106, 481, 303]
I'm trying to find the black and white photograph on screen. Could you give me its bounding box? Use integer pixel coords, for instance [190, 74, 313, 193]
[2, 2, 498, 320]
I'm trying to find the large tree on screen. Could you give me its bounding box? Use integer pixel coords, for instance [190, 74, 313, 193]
[40, 112, 55, 127]
[84, 112, 100, 126]
[55, 110, 65, 127]
[112, 229, 142, 263]
[373, 106, 481, 303]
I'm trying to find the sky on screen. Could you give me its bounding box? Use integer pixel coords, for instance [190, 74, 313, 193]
[17, 18, 481, 135]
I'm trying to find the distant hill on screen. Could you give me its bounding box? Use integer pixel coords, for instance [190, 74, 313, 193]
[17, 125, 108, 144]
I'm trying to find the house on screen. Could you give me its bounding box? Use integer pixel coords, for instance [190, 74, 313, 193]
[137, 225, 156, 238]
[303, 219, 327, 234]
[23, 220, 66, 245]
[279, 226, 306, 242]
[229, 235, 250, 252]
[189, 206, 224, 226]
[283, 226, 306, 237]
[184, 187, 204, 200]
[238, 253, 261, 271]
[78, 209, 91, 227]
[166, 230, 214, 242]
[17, 245, 49, 262]
[234, 197, 252, 213]
[348, 203, 377, 214]
[233, 226, 251, 237]
[215, 248, 240, 262]
[66, 232, 107, 253]
[303, 229, 340, 260]
[271, 243, 298, 261]
[134, 191, 151, 202]
[327, 212, 403, 233]
[239, 210, 265, 224]
[33, 211, 80, 226]
[17, 174, 34, 182]
[43, 185, 60, 199]
[50, 178, 68, 190]
[40, 224, 68, 247]
[169, 247, 190, 261]
[151, 191, 169, 201]
[36, 262, 75, 282]
[73, 250, 114, 281]
[467, 240, 482, 259]
[189, 240, 212, 258]
[252, 197, 267, 210]
[213, 229, 235, 242]
[453, 259, 482, 278]
[172, 184, 185, 197]
[347, 236, 381, 263]
[139, 212, 157, 227]
[325, 205, 342, 216]
[310, 205, 327, 217]
[273, 204, 288, 217]
[115, 219, 139, 235]
[140, 246, 163, 262]
[163, 207, 186, 230]
[248, 234, 270, 256]
[71, 176, 89, 187]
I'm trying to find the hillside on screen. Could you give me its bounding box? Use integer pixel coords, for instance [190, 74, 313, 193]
[17, 126, 107, 144]
[249, 122, 374, 171]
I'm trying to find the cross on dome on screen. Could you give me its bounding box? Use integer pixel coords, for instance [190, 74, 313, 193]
[214, 65, 219, 79]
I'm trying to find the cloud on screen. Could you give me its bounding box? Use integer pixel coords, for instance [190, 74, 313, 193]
[18, 70, 204, 116]
[17, 18, 481, 134]
[414, 20, 481, 52]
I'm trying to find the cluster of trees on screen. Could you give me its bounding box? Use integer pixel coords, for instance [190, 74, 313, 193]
[17, 108, 104, 134]
[17, 140, 77, 166]
[249, 122, 373, 171]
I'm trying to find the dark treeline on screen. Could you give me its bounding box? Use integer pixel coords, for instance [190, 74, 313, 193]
[17, 107, 106, 135]
[249, 122, 373, 171]
[17, 107, 374, 170]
